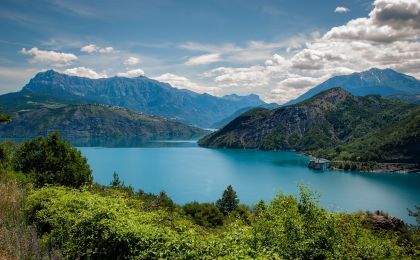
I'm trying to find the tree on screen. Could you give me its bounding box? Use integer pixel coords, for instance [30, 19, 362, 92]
[13, 132, 92, 187]
[110, 171, 123, 188]
[216, 185, 239, 215]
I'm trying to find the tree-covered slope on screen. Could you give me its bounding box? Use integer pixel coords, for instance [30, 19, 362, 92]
[314, 107, 420, 163]
[10, 70, 269, 127]
[0, 104, 207, 139]
[198, 88, 419, 162]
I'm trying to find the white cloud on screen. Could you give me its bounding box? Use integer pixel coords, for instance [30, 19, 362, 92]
[63, 67, 107, 79]
[98, 46, 114, 53]
[185, 53, 221, 65]
[80, 44, 116, 54]
[20, 47, 77, 66]
[80, 44, 97, 53]
[179, 33, 318, 64]
[326, 0, 420, 43]
[116, 68, 145, 78]
[206, 66, 269, 88]
[124, 56, 140, 65]
[200, 0, 420, 103]
[153, 73, 220, 94]
[335, 7, 350, 13]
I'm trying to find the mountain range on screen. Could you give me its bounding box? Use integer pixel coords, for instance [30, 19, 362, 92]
[2, 70, 274, 128]
[198, 88, 420, 163]
[285, 68, 420, 105]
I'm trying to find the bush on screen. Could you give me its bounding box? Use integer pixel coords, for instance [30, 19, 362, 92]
[22, 185, 418, 259]
[13, 133, 92, 188]
[0, 140, 16, 172]
[183, 202, 224, 228]
[24, 186, 206, 259]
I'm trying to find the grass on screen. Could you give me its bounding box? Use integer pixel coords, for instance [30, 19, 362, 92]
[0, 174, 48, 259]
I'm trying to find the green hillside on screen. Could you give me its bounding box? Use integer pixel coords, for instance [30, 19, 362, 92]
[0, 104, 207, 139]
[199, 88, 420, 164]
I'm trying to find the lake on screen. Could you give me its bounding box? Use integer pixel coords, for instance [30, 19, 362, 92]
[78, 140, 420, 224]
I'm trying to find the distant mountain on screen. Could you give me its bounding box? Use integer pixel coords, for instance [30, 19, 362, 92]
[210, 103, 278, 129]
[285, 68, 420, 105]
[198, 88, 420, 163]
[10, 70, 270, 128]
[0, 104, 207, 139]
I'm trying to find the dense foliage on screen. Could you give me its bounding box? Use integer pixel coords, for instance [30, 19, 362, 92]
[21, 185, 419, 259]
[182, 202, 224, 228]
[13, 133, 92, 187]
[314, 107, 420, 163]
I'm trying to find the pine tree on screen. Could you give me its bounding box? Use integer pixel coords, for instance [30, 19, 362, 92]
[216, 185, 239, 215]
[110, 171, 123, 188]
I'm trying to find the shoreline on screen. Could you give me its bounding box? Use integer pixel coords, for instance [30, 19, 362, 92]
[329, 161, 420, 174]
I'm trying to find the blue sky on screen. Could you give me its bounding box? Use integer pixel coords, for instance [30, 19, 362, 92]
[0, 0, 419, 103]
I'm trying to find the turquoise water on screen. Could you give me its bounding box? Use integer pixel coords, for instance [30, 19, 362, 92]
[78, 141, 420, 224]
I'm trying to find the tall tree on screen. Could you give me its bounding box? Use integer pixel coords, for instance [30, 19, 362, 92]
[216, 185, 239, 215]
[14, 132, 92, 187]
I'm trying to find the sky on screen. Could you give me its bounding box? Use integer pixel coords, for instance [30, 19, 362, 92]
[0, 0, 419, 103]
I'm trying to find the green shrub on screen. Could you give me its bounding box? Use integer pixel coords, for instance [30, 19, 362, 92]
[24, 186, 206, 259]
[23, 185, 418, 259]
[13, 133, 92, 188]
[183, 202, 224, 228]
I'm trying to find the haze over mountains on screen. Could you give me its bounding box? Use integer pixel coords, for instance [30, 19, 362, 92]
[12, 70, 274, 128]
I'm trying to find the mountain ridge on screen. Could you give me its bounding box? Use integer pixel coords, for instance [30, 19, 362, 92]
[17, 70, 271, 128]
[286, 68, 420, 105]
[198, 87, 420, 163]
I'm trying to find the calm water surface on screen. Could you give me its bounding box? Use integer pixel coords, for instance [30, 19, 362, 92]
[78, 140, 420, 224]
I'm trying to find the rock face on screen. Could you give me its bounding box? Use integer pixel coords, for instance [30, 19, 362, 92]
[286, 68, 420, 105]
[0, 104, 207, 139]
[198, 87, 418, 153]
[17, 70, 270, 127]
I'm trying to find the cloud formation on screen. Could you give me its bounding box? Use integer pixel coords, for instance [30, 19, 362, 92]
[326, 0, 420, 43]
[116, 68, 145, 78]
[124, 56, 140, 65]
[185, 53, 221, 65]
[201, 0, 420, 103]
[179, 33, 318, 64]
[20, 47, 77, 66]
[81, 44, 115, 54]
[153, 73, 219, 94]
[334, 7, 350, 13]
[63, 67, 107, 79]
